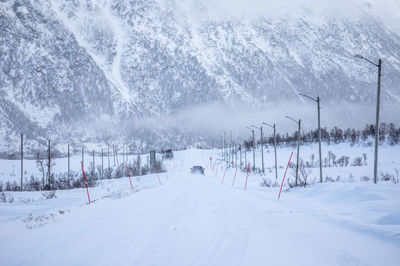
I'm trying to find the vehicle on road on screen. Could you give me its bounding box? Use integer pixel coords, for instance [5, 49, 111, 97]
[190, 166, 204, 175]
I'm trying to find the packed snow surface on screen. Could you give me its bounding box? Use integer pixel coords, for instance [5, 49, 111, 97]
[0, 149, 399, 266]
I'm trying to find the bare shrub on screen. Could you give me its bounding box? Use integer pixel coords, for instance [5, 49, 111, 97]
[325, 176, 335, 182]
[360, 175, 370, 182]
[42, 190, 57, 200]
[337, 156, 350, 167]
[290, 159, 312, 187]
[25, 176, 41, 191]
[261, 178, 279, 188]
[380, 172, 393, 182]
[1, 192, 14, 203]
[352, 157, 363, 166]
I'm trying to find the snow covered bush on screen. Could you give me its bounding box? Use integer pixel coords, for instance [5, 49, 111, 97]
[360, 175, 370, 182]
[42, 190, 56, 200]
[25, 176, 41, 191]
[0, 192, 14, 203]
[380, 172, 393, 182]
[352, 157, 363, 166]
[260, 178, 278, 187]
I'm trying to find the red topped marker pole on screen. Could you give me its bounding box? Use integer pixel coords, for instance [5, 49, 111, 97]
[81, 161, 91, 204]
[278, 152, 294, 200]
[125, 162, 133, 189]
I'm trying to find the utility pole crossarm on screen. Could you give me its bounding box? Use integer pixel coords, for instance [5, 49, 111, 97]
[262, 122, 274, 128]
[354, 54, 379, 67]
[299, 93, 318, 102]
[286, 116, 299, 124]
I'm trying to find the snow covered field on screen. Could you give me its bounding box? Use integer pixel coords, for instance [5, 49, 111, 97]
[0, 148, 400, 265]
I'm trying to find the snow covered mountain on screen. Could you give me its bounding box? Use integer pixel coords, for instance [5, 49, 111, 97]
[1, 0, 400, 152]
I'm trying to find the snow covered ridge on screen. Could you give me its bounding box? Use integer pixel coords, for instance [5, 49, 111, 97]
[2, 0, 400, 150]
[0, 149, 399, 265]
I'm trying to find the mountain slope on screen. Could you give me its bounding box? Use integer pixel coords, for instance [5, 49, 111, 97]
[1, 0, 400, 152]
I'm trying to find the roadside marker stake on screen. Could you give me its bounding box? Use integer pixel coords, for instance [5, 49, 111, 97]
[81, 161, 91, 204]
[245, 163, 250, 190]
[221, 167, 227, 184]
[232, 167, 238, 186]
[157, 172, 162, 185]
[278, 152, 294, 200]
[215, 163, 218, 177]
[125, 162, 133, 189]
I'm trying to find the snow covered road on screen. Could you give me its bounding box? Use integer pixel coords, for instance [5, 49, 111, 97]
[1, 150, 400, 266]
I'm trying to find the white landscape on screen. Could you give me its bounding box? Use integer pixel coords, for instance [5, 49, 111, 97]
[2, 0, 400, 265]
[1, 146, 400, 266]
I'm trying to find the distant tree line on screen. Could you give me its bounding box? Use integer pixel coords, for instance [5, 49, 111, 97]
[242, 123, 400, 149]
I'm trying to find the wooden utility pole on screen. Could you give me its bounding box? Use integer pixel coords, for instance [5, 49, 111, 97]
[273, 124, 278, 180]
[374, 60, 382, 184]
[113, 144, 116, 167]
[239, 144, 242, 169]
[68, 144, 70, 179]
[20, 133, 23, 190]
[115, 145, 119, 165]
[354, 55, 382, 184]
[48, 140, 51, 187]
[101, 148, 104, 179]
[317, 97, 323, 183]
[92, 150, 95, 176]
[296, 120, 301, 186]
[252, 130, 255, 171]
[82, 146, 84, 170]
[286, 116, 301, 186]
[300, 94, 323, 183]
[263, 122, 278, 180]
[244, 146, 247, 171]
[235, 143, 237, 167]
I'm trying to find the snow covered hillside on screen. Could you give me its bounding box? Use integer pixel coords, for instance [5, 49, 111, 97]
[1, 0, 400, 149]
[0, 148, 399, 265]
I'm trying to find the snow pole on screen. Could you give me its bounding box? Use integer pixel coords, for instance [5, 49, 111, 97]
[278, 152, 294, 200]
[125, 162, 133, 189]
[232, 167, 238, 186]
[81, 161, 91, 204]
[215, 163, 219, 177]
[157, 172, 162, 185]
[244, 163, 250, 190]
[221, 167, 227, 184]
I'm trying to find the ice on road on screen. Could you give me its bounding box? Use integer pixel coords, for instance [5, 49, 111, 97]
[1, 150, 399, 266]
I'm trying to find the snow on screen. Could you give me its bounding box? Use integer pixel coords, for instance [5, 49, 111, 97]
[0, 148, 400, 265]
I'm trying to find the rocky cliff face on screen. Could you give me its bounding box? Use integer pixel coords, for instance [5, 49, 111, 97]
[1, 0, 400, 152]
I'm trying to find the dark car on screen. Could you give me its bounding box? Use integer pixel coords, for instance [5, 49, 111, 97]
[191, 166, 204, 175]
